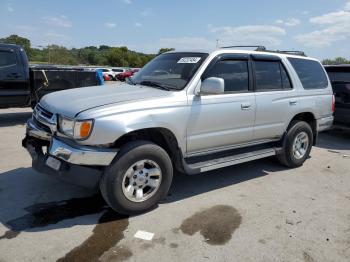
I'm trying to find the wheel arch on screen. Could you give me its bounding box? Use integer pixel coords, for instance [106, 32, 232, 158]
[288, 112, 317, 145]
[113, 127, 186, 173]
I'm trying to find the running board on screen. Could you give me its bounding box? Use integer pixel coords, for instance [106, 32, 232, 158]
[183, 148, 277, 174]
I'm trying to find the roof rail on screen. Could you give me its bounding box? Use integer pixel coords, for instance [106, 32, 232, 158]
[265, 50, 307, 57]
[220, 45, 307, 57]
[220, 45, 266, 51]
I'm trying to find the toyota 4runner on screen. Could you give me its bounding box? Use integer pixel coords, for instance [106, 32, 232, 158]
[22, 47, 334, 214]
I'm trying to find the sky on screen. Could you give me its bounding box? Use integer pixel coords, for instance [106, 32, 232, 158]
[1, 0, 350, 60]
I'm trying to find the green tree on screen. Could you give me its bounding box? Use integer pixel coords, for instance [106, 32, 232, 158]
[158, 48, 175, 54]
[322, 57, 350, 65]
[0, 34, 32, 57]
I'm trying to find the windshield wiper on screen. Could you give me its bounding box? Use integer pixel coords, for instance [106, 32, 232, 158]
[138, 80, 172, 91]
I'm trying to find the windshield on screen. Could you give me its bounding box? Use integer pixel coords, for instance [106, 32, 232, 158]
[131, 52, 208, 90]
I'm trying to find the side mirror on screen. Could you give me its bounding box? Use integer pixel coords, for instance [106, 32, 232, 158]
[200, 77, 225, 95]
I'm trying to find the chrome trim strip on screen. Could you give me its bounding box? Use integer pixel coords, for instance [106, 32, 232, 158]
[49, 138, 118, 166]
[186, 139, 280, 158]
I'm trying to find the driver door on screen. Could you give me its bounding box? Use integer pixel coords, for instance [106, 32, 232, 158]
[186, 54, 256, 155]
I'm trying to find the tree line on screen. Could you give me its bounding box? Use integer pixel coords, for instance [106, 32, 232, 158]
[0, 34, 174, 67]
[1, 34, 349, 66]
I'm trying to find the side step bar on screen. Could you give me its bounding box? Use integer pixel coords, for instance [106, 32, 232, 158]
[183, 148, 277, 174]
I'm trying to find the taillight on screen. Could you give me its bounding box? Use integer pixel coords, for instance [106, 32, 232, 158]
[331, 95, 335, 113]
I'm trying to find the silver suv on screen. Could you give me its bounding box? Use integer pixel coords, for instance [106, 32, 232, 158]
[23, 47, 334, 214]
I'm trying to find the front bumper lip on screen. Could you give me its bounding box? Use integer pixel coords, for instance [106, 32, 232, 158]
[26, 118, 118, 166]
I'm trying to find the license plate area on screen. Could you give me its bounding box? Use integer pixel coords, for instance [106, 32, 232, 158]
[46, 156, 61, 171]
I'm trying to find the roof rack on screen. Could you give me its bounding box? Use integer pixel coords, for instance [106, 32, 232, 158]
[266, 50, 307, 57]
[220, 45, 266, 51]
[219, 45, 307, 57]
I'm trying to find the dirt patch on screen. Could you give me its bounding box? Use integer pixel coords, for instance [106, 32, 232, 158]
[57, 209, 130, 262]
[303, 251, 315, 262]
[169, 243, 178, 248]
[0, 194, 106, 240]
[179, 205, 242, 245]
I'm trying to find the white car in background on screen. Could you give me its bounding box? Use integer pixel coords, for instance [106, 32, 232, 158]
[97, 68, 117, 80]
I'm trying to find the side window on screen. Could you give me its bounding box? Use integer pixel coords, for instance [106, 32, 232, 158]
[254, 61, 282, 90]
[280, 64, 292, 89]
[204, 60, 249, 93]
[0, 50, 17, 67]
[288, 58, 328, 89]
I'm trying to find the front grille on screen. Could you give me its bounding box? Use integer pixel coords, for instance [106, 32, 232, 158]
[36, 104, 53, 119]
[32, 104, 55, 134]
[33, 116, 52, 134]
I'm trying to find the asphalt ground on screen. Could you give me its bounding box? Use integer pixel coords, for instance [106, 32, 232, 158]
[0, 107, 349, 262]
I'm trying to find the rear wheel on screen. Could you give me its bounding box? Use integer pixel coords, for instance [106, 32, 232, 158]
[277, 121, 313, 168]
[100, 141, 173, 215]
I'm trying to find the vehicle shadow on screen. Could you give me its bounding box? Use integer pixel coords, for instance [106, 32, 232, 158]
[0, 167, 108, 240]
[316, 129, 350, 151]
[0, 157, 286, 237]
[165, 157, 287, 203]
[0, 111, 32, 127]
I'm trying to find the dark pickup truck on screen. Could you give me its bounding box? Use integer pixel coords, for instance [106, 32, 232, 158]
[0, 43, 100, 109]
[325, 65, 350, 126]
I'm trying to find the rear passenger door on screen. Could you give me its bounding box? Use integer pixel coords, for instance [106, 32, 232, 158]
[252, 55, 299, 142]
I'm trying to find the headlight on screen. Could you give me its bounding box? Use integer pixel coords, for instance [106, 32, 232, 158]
[58, 116, 93, 140]
[58, 116, 74, 136]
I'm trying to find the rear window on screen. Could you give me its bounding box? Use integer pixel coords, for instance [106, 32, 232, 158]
[288, 58, 328, 89]
[0, 50, 17, 67]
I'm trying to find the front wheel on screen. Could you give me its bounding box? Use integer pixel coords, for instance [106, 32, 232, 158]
[277, 121, 313, 168]
[100, 141, 173, 215]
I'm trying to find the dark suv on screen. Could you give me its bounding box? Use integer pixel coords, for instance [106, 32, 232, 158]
[325, 65, 350, 126]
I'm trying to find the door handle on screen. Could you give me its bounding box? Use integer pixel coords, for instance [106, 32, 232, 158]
[241, 103, 252, 110]
[289, 100, 298, 106]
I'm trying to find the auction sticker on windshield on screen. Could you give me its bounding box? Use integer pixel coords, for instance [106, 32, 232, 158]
[177, 57, 201, 63]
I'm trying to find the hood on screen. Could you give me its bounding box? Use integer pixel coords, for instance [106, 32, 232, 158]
[40, 83, 171, 118]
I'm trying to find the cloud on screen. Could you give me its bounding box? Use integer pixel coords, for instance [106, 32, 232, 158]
[275, 18, 301, 27]
[105, 22, 117, 28]
[346, 1, 350, 11]
[7, 3, 13, 12]
[209, 24, 286, 46]
[159, 37, 215, 51]
[123, 0, 132, 4]
[295, 4, 350, 48]
[141, 8, 153, 16]
[42, 15, 72, 28]
[134, 22, 142, 27]
[302, 10, 309, 15]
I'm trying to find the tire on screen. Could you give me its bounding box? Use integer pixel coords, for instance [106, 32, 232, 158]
[277, 121, 313, 168]
[100, 140, 173, 215]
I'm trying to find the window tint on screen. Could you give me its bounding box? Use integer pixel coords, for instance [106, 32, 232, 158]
[255, 61, 282, 90]
[204, 60, 249, 92]
[288, 58, 328, 89]
[0, 51, 16, 67]
[281, 64, 292, 89]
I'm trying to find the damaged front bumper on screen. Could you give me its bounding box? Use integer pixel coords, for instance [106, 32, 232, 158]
[22, 118, 118, 188]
